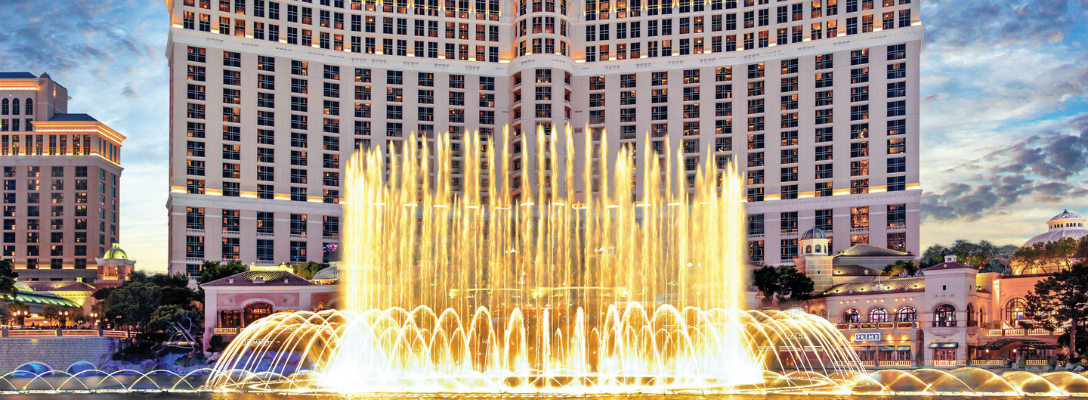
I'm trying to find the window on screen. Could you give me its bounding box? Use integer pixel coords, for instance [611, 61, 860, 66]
[887, 157, 906, 173]
[851, 206, 869, 229]
[780, 239, 798, 261]
[868, 308, 888, 323]
[257, 239, 274, 261]
[887, 204, 906, 227]
[896, 306, 916, 322]
[780, 211, 798, 234]
[934, 304, 956, 327]
[887, 138, 906, 154]
[842, 309, 860, 324]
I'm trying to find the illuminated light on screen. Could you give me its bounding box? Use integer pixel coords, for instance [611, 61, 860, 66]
[499, 59, 511, 63]
[404, 203, 418, 207]
[574, 59, 586, 63]
[240, 192, 258, 199]
[312, 44, 321, 48]
[907, 182, 922, 190]
[604, 204, 619, 209]
[0, 86, 41, 91]
[211, 29, 219, 34]
[869, 185, 888, 193]
[551, 202, 565, 206]
[172, 23, 183, 28]
[279, 39, 288, 43]
[764, 194, 781, 201]
[520, 202, 535, 207]
[245, 34, 254, 38]
[371, 203, 386, 206]
[274, 194, 291, 201]
[803, 37, 811, 42]
[832, 189, 851, 196]
[798, 192, 815, 198]
[433, 204, 449, 208]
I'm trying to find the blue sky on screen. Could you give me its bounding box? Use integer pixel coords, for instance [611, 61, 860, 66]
[1, 0, 1087, 273]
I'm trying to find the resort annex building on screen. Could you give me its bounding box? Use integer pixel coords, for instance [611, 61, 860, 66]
[164, 0, 922, 276]
[0, 72, 125, 282]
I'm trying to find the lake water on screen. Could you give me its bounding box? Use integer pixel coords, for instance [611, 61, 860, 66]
[0, 394, 1066, 400]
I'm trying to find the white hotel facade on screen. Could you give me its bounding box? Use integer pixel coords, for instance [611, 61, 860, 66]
[164, 0, 922, 276]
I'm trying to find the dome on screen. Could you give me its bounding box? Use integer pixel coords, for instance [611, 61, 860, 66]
[838, 244, 909, 257]
[312, 265, 340, 282]
[1048, 209, 1084, 222]
[102, 243, 128, 259]
[1022, 210, 1088, 248]
[800, 228, 827, 240]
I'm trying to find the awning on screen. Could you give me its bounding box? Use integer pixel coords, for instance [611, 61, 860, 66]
[897, 345, 911, 351]
[880, 346, 895, 351]
[929, 342, 959, 349]
[8, 292, 80, 308]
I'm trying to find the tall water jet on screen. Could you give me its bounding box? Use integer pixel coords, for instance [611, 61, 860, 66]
[209, 124, 868, 393]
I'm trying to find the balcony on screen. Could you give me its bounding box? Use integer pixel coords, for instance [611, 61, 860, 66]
[887, 224, 907, 231]
[186, 229, 205, 235]
[970, 359, 1005, 366]
[897, 321, 916, 329]
[877, 322, 895, 329]
[214, 327, 240, 335]
[877, 360, 913, 367]
[860, 322, 876, 329]
[849, 227, 869, 233]
[988, 328, 1064, 337]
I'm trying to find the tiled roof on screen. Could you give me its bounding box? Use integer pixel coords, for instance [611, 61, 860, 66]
[0, 72, 37, 79]
[201, 270, 314, 287]
[820, 277, 925, 297]
[48, 113, 98, 122]
[832, 264, 879, 276]
[837, 244, 910, 257]
[922, 260, 976, 272]
[25, 281, 96, 292]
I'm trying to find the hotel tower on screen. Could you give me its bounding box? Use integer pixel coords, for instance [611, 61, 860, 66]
[1, 72, 125, 282]
[164, 0, 922, 276]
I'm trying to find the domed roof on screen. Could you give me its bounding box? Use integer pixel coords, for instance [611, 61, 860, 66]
[103, 243, 128, 259]
[800, 228, 827, 240]
[1022, 228, 1088, 248]
[1023, 210, 1088, 248]
[312, 265, 340, 282]
[838, 244, 909, 257]
[1049, 210, 1084, 222]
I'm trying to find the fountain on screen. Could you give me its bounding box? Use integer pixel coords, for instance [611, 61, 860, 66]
[201, 125, 1088, 396]
[206, 124, 865, 394]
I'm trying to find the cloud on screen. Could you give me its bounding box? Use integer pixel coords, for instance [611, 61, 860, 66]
[922, 0, 1088, 48]
[922, 116, 1088, 222]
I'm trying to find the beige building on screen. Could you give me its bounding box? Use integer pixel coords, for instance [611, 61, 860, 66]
[0, 72, 124, 282]
[164, 0, 923, 276]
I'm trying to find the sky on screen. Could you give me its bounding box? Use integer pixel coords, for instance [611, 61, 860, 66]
[1, 0, 1087, 274]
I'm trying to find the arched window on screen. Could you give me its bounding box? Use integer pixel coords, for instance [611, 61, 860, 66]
[1006, 298, 1027, 328]
[24, 98, 32, 115]
[980, 307, 987, 328]
[966, 303, 975, 326]
[242, 301, 274, 327]
[934, 304, 956, 327]
[842, 308, 860, 323]
[815, 245, 822, 253]
[805, 245, 812, 253]
[11, 99, 18, 116]
[868, 307, 888, 322]
[1, 99, 8, 115]
[820, 309, 828, 319]
[896, 306, 917, 322]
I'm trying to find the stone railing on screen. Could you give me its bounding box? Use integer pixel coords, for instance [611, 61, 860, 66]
[927, 360, 967, 367]
[3, 329, 128, 339]
[213, 327, 240, 335]
[877, 322, 895, 329]
[988, 328, 1064, 337]
[970, 360, 1005, 366]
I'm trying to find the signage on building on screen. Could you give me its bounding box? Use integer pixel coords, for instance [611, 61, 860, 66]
[854, 333, 882, 342]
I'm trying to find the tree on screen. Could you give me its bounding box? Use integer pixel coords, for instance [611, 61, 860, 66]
[106, 281, 163, 333]
[753, 265, 814, 307]
[199, 260, 247, 284]
[1024, 262, 1088, 358]
[292, 261, 326, 280]
[148, 304, 203, 337]
[0, 259, 18, 301]
[882, 260, 919, 277]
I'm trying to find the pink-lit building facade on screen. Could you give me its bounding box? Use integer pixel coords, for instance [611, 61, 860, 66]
[163, 0, 923, 277]
[0, 72, 124, 282]
[801, 210, 1088, 368]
